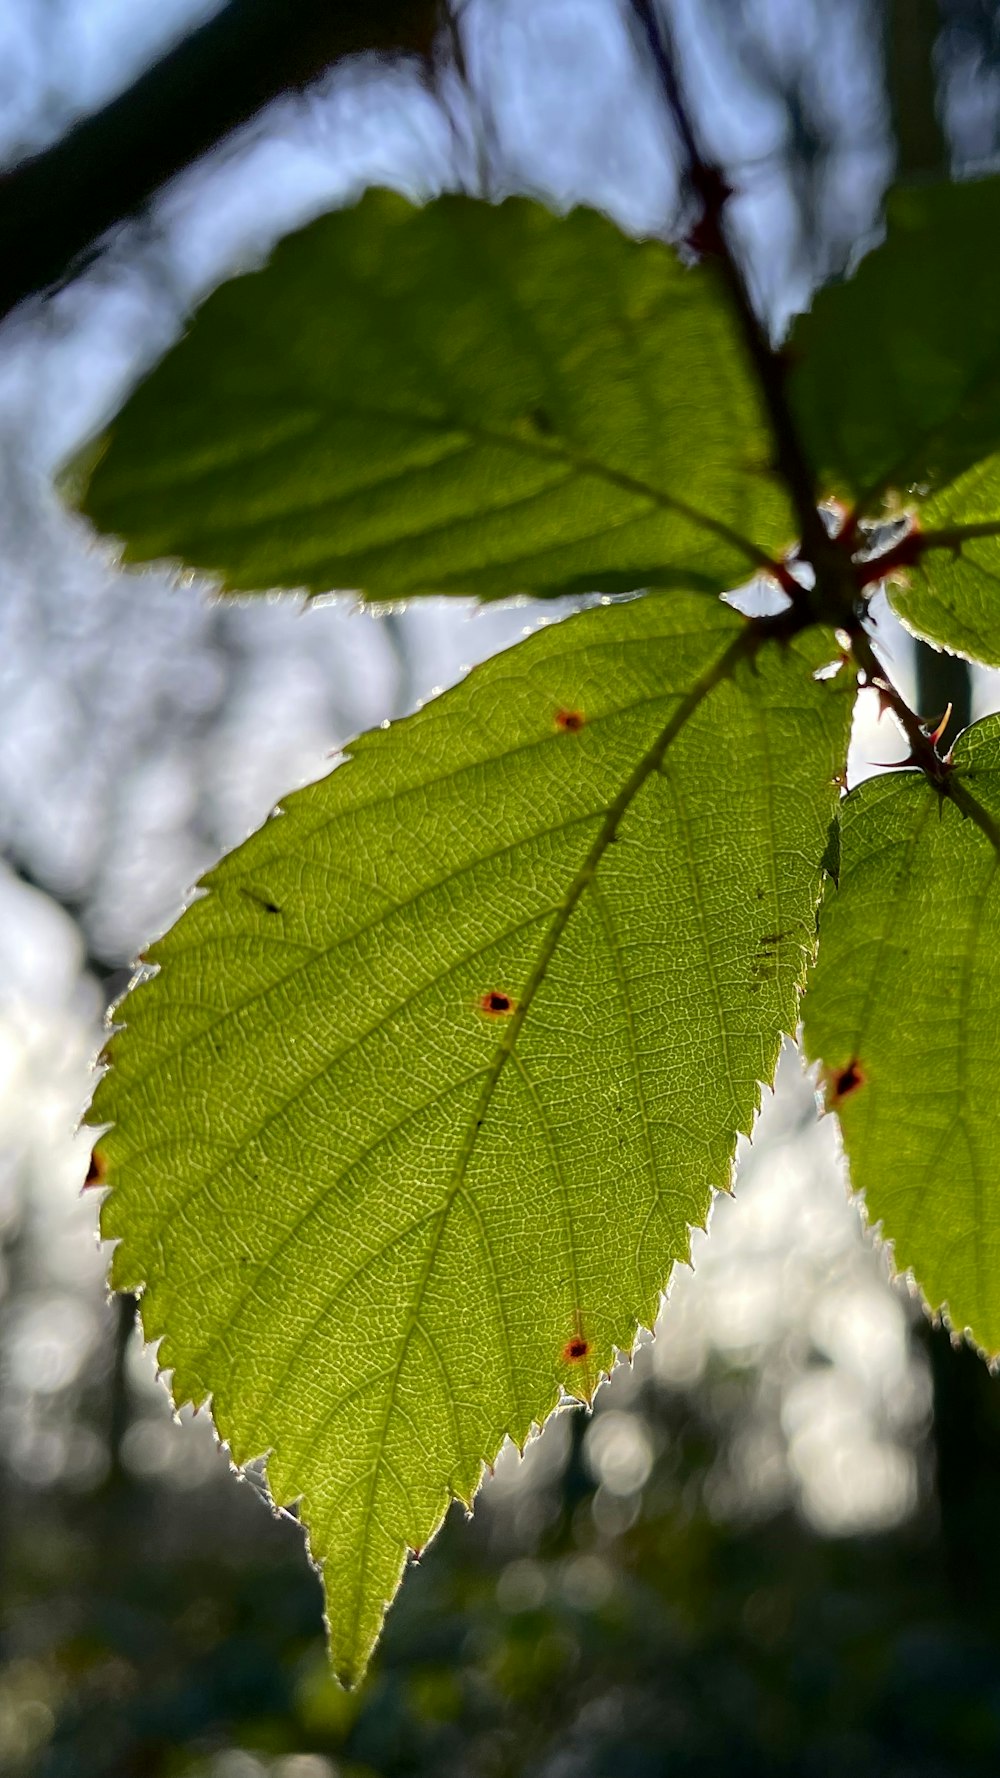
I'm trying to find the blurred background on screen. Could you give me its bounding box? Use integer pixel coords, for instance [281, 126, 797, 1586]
[3, 1, 1000, 1772]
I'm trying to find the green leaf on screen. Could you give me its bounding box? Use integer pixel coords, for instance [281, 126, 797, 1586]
[803, 719, 1000, 1353]
[92, 590, 850, 1683]
[890, 493, 1000, 668]
[78, 193, 793, 602]
[791, 176, 1000, 505]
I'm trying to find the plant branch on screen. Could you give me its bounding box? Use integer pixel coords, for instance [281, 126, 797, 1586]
[849, 623, 950, 781]
[0, 0, 438, 323]
[628, 0, 833, 582]
[849, 623, 1000, 850]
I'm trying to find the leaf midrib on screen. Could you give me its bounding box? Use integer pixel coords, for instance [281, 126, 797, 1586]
[109, 396, 780, 580]
[121, 676, 722, 1096]
[340, 618, 767, 1673]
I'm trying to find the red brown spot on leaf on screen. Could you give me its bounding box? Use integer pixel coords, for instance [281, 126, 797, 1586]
[563, 1335, 589, 1362]
[827, 1059, 866, 1107]
[84, 1147, 107, 1189]
[555, 707, 585, 733]
[479, 989, 515, 1017]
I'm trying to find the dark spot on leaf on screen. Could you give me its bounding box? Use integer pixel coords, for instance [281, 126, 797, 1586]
[564, 1335, 589, 1362]
[555, 707, 585, 733]
[529, 405, 555, 435]
[241, 887, 281, 913]
[84, 1148, 107, 1189]
[828, 1059, 866, 1106]
[480, 989, 515, 1017]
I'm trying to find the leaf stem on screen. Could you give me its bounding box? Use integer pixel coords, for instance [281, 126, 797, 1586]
[849, 623, 950, 782]
[848, 623, 1000, 849]
[629, 0, 1000, 836]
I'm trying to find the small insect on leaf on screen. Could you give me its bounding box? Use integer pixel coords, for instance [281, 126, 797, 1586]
[479, 989, 516, 1016]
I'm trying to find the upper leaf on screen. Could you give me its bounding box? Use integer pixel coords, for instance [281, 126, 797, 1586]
[803, 720, 1000, 1352]
[790, 176, 1000, 506]
[92, 590, 851, 1683]
[77, 193, 792, 601]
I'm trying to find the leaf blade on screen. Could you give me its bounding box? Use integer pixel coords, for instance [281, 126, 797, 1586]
[78, 193, 793, 601]
[803, 721, 1000, 1352]
[791, 176, 1000, 506]
[94, 591, 851, 1682]
[891, 501, 1000, 668]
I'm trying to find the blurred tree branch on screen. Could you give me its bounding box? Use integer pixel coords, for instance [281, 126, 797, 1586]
[0, 0, 439, 323]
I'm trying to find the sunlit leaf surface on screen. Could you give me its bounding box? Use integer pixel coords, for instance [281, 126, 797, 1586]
[93, 591, 850, 1681]
[893, 467, 1000, 667]
[804, 718, 1000, 1352]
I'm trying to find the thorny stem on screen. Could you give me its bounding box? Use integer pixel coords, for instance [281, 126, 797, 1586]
[849, 621, 1000, 849]
[848, 623, 951, 783]
[629, 0, 982, 803]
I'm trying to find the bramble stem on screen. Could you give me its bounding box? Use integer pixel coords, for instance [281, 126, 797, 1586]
[848, 623, 951, 781]
[629, 0, 999, 837]
[628, 0, 832, 579]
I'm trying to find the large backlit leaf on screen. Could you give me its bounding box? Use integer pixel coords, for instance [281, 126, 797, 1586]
[78, 193, 793, 601]
[92, 591, 851, 1682]
[804, 718, 1000, 1352]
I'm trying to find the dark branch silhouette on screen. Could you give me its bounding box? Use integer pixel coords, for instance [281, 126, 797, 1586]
[0, 0, 438, 323]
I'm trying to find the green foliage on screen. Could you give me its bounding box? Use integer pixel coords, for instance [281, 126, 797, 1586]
[804, 719, 1000, 1352]
[894, 467, 1000, 668]
[93, 591, 850, 1681]
[77, 173, 1000, 1679]
[81, 193, 792, 600]
[790, 179, 1000, 501]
